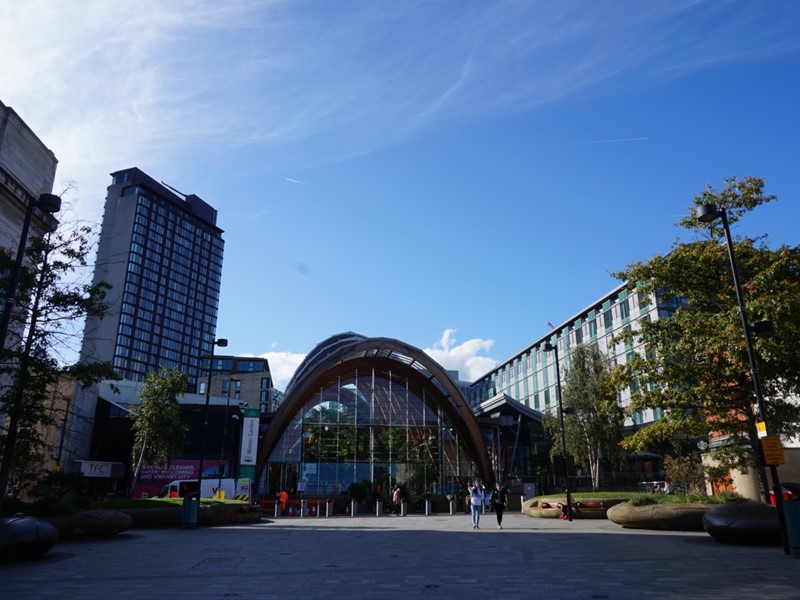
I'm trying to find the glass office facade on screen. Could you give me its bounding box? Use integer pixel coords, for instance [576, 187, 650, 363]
[268, 370, 472, 497]
[259, 334, 492, 498]
[83, 168, 224, 390]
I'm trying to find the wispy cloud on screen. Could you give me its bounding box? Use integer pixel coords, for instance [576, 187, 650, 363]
[549, 137, 649, 146]
[2, 1, 797, 221]
[286, 178, 308, 185]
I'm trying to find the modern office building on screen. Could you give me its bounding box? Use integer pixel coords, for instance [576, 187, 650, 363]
[66, 167, 225, 468]
[466, 283, 686, 429]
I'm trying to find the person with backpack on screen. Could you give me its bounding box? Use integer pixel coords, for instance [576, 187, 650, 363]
[468, 480, 485, 529]
[490, 481, 509, 529]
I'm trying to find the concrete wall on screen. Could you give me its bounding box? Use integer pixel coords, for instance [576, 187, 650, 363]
[0, 101, 57, 198]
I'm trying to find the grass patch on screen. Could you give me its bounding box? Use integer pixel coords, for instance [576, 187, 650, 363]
[530, 491, 747, 506]
[96, 497, 241, 510]
[628, 492, 746, 506]
[533, 492, 640, 501]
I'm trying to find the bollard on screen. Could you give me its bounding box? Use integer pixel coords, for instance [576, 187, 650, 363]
[350, 499, 358, 517]
[300, 499, 307, 518]
[400, 499, 408, 517]
[521, 495, 526, 514]
[449, 498, 456, 515]
[376, 500, 383, 516]
[274, 502, 281, 518]
[326, 499, 333, 517]
[317, 500, 322, 518]
[425, 499, 432, 516]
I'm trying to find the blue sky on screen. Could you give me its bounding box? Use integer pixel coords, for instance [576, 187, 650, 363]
[2, 1, 799, 389]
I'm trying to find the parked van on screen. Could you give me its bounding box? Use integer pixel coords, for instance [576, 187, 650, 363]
[158, 478, 250, 500]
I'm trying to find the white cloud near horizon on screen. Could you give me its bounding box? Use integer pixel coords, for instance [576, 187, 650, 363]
[256, 328, 497, 391]
[423, 329, 498, 383]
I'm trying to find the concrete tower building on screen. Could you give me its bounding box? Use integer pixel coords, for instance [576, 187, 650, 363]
[79, 167, 225, 389]
[66, 168, 224, 467]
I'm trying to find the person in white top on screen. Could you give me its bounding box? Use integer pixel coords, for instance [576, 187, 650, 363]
[468, 480, 485, 529]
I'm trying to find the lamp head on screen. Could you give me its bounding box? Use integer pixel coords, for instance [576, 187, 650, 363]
[215, 338, 228, 347]
[751, 320, 775, 338]
[36, 193, 62, 213]
[696, 203, 722, 223]
[543, 342, 554, 352]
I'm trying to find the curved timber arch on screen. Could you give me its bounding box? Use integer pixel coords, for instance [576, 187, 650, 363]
[256, 334, 492, 488]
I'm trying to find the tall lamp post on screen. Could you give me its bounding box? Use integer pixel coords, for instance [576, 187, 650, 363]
[197, 338, 227, 498]
[0, 193, 61, 355]
[697, 203, 789, 554]
[218, 377, 240, 491]
[543, 340, 572, 522]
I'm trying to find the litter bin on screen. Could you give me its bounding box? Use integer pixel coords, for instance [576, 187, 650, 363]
[182, 492, 199, 528]
[782, 483, 800, 559]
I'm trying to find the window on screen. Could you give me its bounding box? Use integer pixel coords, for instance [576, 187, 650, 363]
[620, 297, 630, 321]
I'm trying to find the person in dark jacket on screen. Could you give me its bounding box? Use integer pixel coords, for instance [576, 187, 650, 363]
[490, 482, 509, 529]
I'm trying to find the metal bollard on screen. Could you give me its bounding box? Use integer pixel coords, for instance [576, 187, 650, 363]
[449, 498, 456, 515]
[400, 499, 408, 517]
[425, 500, 432, 516]
[350, 499, 358, 517]
[326, 499, 333, 517]
[376, 500, 383, 516]
[300, 499, 307, 518]
[274, 502, 280, 518]
[521, 495, 526, 513]
[316, 500, 322, 518]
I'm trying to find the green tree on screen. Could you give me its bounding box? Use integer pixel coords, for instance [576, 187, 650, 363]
[543, 343, 625, 491]
[129, 367, 189, 493]
[613, 176, 800, 495]
[0, 216, 115, 498]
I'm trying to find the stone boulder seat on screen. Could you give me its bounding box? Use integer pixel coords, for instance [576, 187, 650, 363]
[702, 502, 782, 546]
[607, 502, 710, 531]
[0, 515, 58, 562]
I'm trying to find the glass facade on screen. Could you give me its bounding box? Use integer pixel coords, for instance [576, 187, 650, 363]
[89, 168, 225, 389]
[267, 369, 471, 497]
[467, 283, 667, 428]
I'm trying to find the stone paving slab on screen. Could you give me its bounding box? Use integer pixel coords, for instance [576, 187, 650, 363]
[2, 512, 799, 599]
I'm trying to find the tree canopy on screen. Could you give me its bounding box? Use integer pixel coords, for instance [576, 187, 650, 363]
[0, 217, 115, 498]
[543, 343, 625, 490]
[130, 367, 189, 485]
[612, 176, 800, 486]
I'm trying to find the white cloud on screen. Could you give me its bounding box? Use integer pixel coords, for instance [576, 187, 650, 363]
[423, 329, 498, 383]
[258, 350, 306, 391]
[254, 328, 496, 391]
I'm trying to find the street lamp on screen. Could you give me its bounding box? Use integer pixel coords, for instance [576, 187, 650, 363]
[197, 338, 227, 499]
[543, 339, 572, 522]
[697, 203, 789, 554]
[0, 193, 61, 355]
[218, 378, 240, 491]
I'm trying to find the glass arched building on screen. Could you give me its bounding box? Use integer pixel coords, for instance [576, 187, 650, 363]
[256, 333, 492, 500]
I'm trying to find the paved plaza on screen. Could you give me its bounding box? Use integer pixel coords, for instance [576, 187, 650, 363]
[3, 511, 799, 599]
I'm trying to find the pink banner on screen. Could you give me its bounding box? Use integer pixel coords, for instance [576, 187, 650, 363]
[132, 459, 229, 499]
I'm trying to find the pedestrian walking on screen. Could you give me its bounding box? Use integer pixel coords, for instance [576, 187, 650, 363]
[490, 481, 508, 529]
[392, 485, 402, 515]
[468, 480, 484, 529]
